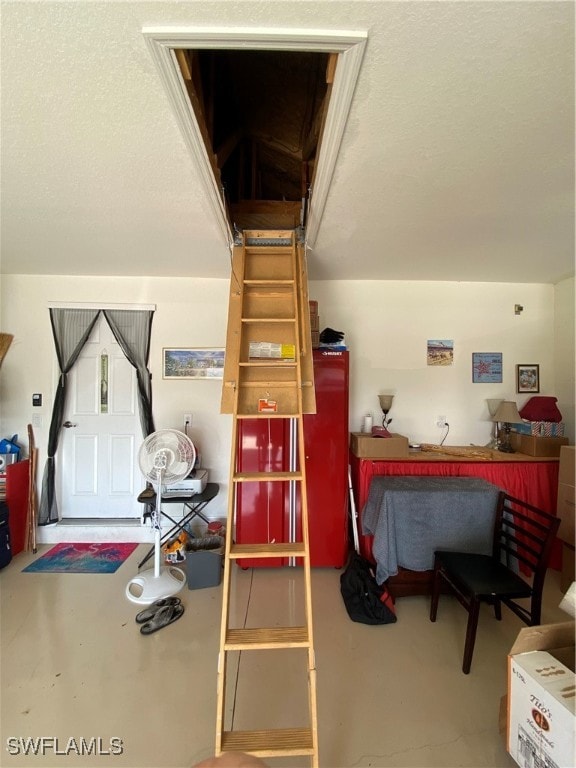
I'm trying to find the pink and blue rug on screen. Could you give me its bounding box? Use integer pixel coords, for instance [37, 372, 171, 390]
[23, 543, 138, 574]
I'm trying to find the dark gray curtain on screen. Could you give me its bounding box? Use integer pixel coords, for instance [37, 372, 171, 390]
[103, 309, 155, 438]
[38, 309, 101, 525]
[38, 307, 155, 526]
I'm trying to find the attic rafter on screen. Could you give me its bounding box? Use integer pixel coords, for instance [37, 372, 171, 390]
[303, 54, 336, 170]
[216, 129, 243, 169]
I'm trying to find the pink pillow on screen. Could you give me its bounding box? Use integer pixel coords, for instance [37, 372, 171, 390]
[519, 396, 562, 423]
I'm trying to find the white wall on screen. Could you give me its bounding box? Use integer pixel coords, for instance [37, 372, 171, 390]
[309, 278, 573, 443]
[1, 274, 574, 521]
[554, 277, 575, 444]
[0, 275, 232, 520]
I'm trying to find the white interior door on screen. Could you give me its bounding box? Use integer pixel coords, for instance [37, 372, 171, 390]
[59, 315, 143, 519]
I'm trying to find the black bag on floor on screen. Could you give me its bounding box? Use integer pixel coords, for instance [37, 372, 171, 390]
[0, 502, 12, 569]
[340, 552, 396, 625]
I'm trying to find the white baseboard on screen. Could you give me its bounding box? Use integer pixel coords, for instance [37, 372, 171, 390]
[37, 521, 152, 544]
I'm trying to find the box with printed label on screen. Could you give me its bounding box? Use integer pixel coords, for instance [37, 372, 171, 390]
[507, 622, 575, 768]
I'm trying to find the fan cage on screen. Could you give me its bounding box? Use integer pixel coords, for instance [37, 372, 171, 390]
[138, 429, 196, 486]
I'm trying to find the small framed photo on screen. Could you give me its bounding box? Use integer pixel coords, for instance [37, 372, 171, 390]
[516, 364, 540, 394]
[472, 352, 503, 383]
[163, 348, 225, 380]
[427, 340, 454, 366]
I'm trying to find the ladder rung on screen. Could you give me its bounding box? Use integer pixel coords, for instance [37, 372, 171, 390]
[229, 542, 306, 558]
[225, 626, 309, 649]
[243, 280, 295, 287]
[233, 471, 302, 482]
[244, 228, 295, 238]
[241, 317, 296, 323]
[238, 381, 297, 388]
[221, 728, 314, 757]
[239, 361, 297, 368]
[236, 412, 300, 419]
[244, 247, 294, 255]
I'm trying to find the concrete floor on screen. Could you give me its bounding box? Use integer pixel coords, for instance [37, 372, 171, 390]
[0, 545, 570, 768]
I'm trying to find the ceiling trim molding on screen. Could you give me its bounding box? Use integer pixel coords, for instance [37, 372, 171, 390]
[143, 26, 367, 248]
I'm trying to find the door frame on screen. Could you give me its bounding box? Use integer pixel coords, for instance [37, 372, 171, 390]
[143, 26, 367, 248]
[48, 301, 156, 519]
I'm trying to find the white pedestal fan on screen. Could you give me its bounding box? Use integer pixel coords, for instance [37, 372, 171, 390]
[126, 429, 196, 605]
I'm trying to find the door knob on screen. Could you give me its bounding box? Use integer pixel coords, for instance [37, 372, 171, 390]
[63, 421, 78, 428]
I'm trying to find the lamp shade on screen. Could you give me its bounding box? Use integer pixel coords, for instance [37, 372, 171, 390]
[486, 398, 504, 418]
[378, 395, 394, 412]
[492, 400, 522, 424]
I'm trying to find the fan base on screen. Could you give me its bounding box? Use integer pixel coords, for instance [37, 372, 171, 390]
[125, 566, 186, 605]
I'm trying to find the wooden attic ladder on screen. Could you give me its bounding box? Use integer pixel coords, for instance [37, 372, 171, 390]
[217, 229, 318, 765]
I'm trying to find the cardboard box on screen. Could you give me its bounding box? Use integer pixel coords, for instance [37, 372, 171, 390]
[561, 543, 575, 593]
[507, 622, 575, 768]
[350, 432, 409, 458]
[557, 482, 576, 545]
[509, 433, 569, 457]
[559, 446, 575, 487]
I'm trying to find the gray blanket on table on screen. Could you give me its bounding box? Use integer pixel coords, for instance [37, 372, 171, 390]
[361, 476, 501, 584]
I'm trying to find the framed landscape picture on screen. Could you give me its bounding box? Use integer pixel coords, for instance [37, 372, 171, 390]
[516, 364, 540, 393]
[472, 352, 503, 383]
[163, 348, 225, 379]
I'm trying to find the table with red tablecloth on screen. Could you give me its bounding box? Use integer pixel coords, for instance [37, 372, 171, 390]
[349, 451, 561, 595]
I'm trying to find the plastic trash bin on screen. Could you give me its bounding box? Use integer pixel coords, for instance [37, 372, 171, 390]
[185, 535, 223, 589]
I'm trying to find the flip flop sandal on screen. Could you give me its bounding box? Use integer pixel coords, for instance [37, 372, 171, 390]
[140, 602, 185, 635]
[135, 596, 181, 624]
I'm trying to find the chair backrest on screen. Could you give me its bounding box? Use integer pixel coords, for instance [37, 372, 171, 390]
[493, 492, 560, 620]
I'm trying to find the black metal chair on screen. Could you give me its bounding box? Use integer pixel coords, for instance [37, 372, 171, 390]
[430, 491, 560, 674]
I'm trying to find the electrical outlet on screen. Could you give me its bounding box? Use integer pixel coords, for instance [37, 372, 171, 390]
[436, 415, 446, 428]
[183, 413, 192, 427]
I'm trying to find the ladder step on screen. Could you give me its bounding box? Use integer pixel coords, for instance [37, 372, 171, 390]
[241, 317, 296, 323]
[244, 228, 295, 239]
[239, 361, 297, 368]
[244, 246, 294, 255]
[221, 728, 314, 757]
[236, 412, 300, 419]
[243, 280, 295, 287]
[229, 542, 306, 558]
[233, 471, 303, 482]
[238, 381, 298, 388]
[225, 626, 309, 649]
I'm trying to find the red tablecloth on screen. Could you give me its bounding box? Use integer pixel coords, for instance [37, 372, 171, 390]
[350, 455, 561, 570]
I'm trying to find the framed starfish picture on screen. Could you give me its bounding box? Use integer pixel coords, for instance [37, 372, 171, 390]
[472, 352, 503, 383]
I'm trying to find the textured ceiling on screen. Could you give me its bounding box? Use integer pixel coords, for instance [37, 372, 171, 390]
[1, 1, 574, 283]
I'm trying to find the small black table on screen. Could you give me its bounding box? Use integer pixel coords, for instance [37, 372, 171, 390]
[137, 482, 219, 569]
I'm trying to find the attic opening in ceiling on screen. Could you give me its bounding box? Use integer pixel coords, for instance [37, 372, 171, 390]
[174, 48, 335, 232]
